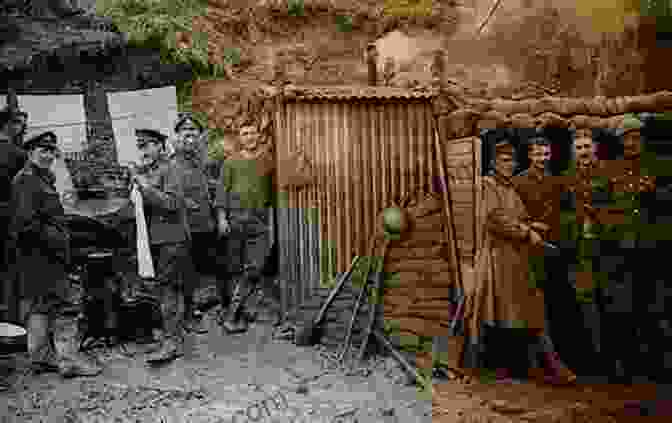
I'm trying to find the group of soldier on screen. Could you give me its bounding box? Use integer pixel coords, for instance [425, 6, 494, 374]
[461, 114, 668, 385]
[0, 104, 278, 387]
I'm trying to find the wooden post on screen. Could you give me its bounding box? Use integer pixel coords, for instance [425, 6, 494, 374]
[431, 50, 444, 89]
[366, 43, 378, 86]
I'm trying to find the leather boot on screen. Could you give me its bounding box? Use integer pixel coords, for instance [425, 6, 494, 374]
[219, 280, 249, 334]
[543, 351, 577, 385]
[58, 355, 103, 378]
[146, 336, 182, 365]
[26, 313, 59, 373]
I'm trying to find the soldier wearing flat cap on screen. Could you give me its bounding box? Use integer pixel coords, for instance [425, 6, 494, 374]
[9, 131, 102, 377]
[131, 128, 191, 363]
[592, 114, 672, 383]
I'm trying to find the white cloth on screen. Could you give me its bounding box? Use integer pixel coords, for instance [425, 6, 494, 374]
[130, 184, 155, 278]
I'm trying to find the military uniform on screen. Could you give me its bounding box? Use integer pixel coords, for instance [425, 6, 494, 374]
[170, 128, 215, 331]
[134, 129, 191, 360]
[514, 168, 585, 368]
[596, 115, 672, 382]
[215, 157, 276, 332]
[9, 132, 100, 376]
[0, 133, 27, 321]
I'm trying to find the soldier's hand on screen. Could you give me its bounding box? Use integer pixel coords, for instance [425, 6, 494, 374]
[218, 218, 231, 237]
[528, 229, 545, 247]
[530, 222, 550, 234]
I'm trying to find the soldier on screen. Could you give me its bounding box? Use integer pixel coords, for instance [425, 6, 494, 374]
[131, 128, 191, 363]
[513, 134, 583, 383]
[464, 134, 574, 383]
[9, 131, 102, 377]
[214, 123, 280, 334]
[170, 114, 213, 334]
[559, 128, 615, 377]
[598, 114, 668, 383]
[1, 107, 28, 320]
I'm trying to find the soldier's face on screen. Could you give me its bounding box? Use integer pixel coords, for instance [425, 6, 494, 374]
[138, 140, 162, 165]
[240, 126, 260, 150]
[179, 121, 201, 142]
[529, 145, 550, 173]
[495, 149, 515, 177]
[574, 137, 595, 167]
[10, 116, 26, 138]
[623, 130, 641, 158]
[29, 146, 57, 169]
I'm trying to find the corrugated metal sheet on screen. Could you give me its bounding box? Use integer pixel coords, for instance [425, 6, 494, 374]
[276, 98, 441, 311]
[282, 85, 437, 101]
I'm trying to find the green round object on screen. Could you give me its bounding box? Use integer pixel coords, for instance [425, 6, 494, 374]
[382, 207, 409, 234]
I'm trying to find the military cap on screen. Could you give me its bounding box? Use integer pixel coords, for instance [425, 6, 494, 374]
[527, 135, 551, 146]
[616, 113, 643, 136]
[23, 131, 58, 151]
[174, 113, 204, 133]
[135, 128, 168, 147]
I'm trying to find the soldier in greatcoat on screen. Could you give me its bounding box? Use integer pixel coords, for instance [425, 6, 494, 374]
[131, 129, 191, 363]
[170, 114, 214, 334]
[9, 131, 102, 377]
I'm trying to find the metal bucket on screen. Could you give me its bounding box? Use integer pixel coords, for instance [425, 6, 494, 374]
[0, 322, 27, 356]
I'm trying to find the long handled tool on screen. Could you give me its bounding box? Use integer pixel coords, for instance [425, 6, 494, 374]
[433, 121, 467, 372]
[356, 237, 390, 363]
[372, 328, 437, 396]
[295, 256, 361, 346]
[338, 239, 376, 363]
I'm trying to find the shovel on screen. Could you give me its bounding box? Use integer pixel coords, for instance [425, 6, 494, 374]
[294, 256, 361, 346]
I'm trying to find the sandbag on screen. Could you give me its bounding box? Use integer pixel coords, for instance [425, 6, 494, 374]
[387, 245, 444, 261]
[386, 259, 452, 274]
[389, 317, 447, 337]
[406, 195, 442, 219]
[411, 214, 445, 232]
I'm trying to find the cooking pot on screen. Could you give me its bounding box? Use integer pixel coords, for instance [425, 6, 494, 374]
[0, 322, 27, 356]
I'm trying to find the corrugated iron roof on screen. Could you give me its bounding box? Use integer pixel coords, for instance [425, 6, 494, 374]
[0, 16, 125, 72]
[282, 85, 438, 101]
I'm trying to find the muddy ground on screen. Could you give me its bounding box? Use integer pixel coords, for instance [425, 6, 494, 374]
[1, 280, 671, 423]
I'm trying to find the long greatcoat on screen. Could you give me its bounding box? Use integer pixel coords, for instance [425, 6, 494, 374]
[463, 173, 546, 344]
[9, 162, 70, 302]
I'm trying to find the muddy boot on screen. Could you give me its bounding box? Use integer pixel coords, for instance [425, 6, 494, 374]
[146, 336, 182, 365]
[219, 281, 249, 334]
[26, 313, 59, 373]
[543, 351, 577, 385]
[58, 355, 103, 378]
[182, 313, 208, 334]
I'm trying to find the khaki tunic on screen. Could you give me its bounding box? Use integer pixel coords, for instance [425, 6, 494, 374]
[464, 174, 545, 341]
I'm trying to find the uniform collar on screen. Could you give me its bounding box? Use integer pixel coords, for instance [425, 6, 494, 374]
[493, 171, 515, 188]
[27, 161, 56, 186]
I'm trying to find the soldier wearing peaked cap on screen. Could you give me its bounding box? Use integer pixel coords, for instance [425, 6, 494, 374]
[169, 114, 213, 334]
[9, 131, 102, 377]
[131, 128, 192, 364]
